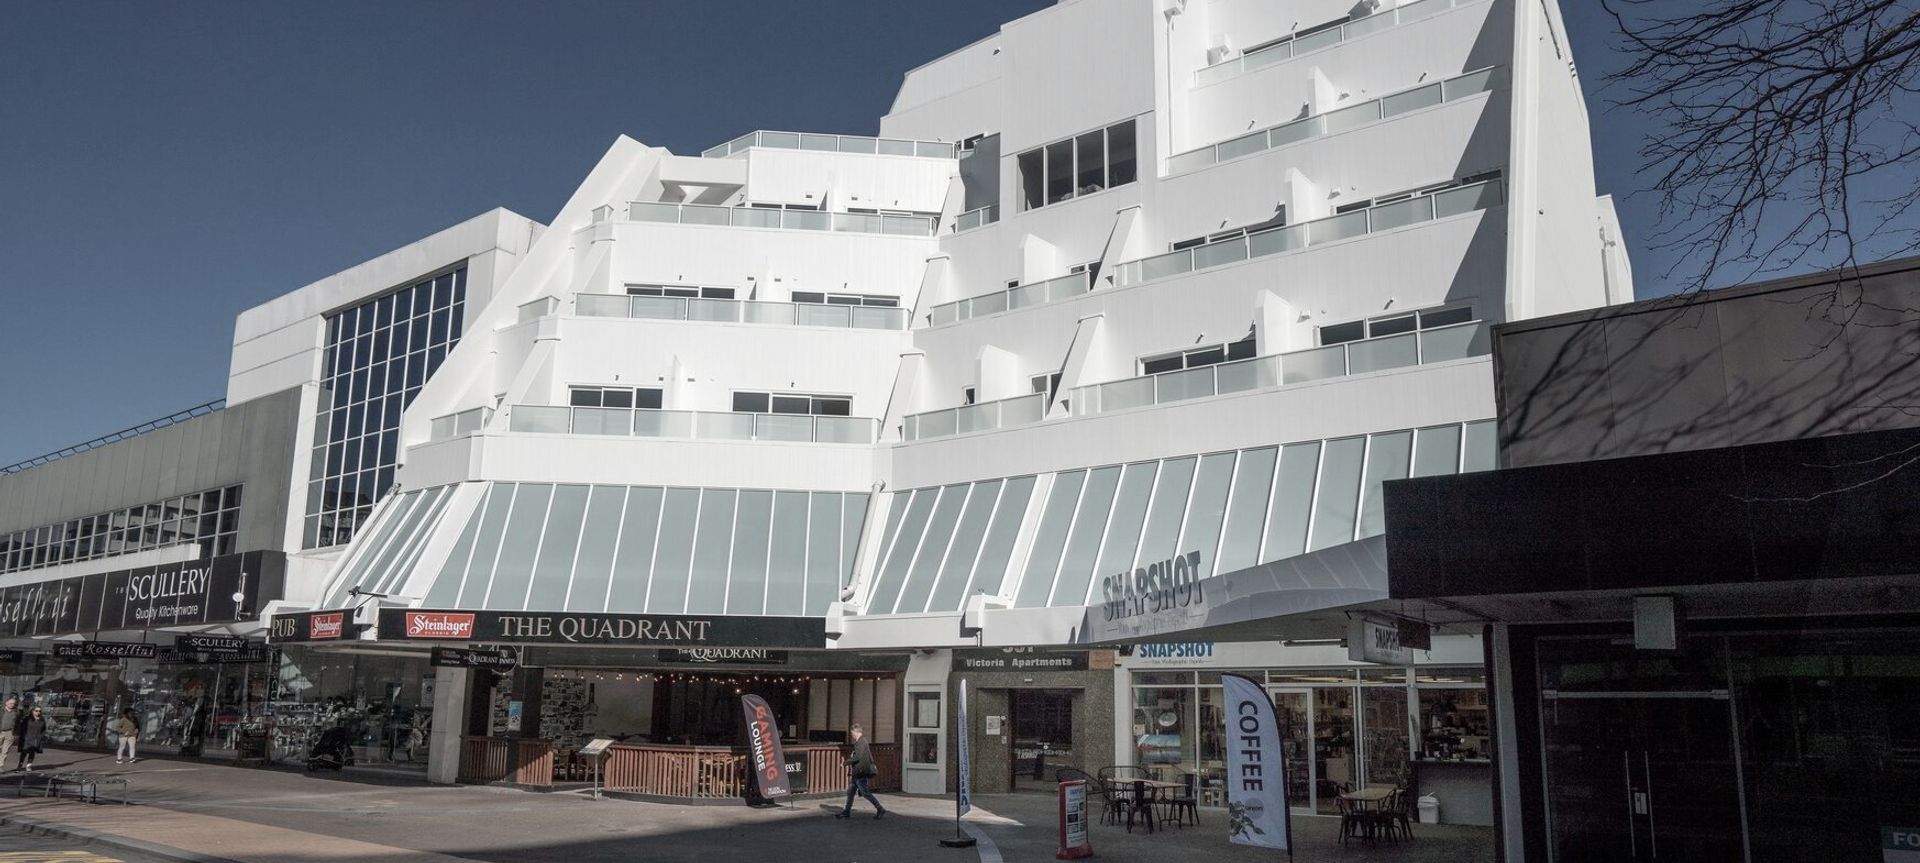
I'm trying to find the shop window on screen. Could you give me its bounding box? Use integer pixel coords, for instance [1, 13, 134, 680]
[1016, 119, 1139, 211]
[908, 691, 941, 765]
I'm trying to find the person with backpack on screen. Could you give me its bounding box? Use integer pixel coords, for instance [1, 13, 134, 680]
[834, 723, 887, 820]
[111, 709, 139, 764]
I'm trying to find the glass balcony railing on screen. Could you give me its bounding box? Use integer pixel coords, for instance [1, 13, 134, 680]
[953, 204, 1000, 233]
[575, 293, 908, 330]
[902, 392, 1049, 442]
[1194, 0, 1484, 88]
[1171, 66, 1503, 174]
[700, 130, 957, 160]
[627, 202, 936, 237]
[927, 272, 1093, 327]
[515, 296, 558, 324]
[427, 407, 493, 442]
[1115, 178, 1504, 288]
[1070, 321, 1490, 416]
[508, 406, 878, 444]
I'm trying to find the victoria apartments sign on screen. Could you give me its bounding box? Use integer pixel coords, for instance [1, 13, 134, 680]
[376, 608, 825, 648]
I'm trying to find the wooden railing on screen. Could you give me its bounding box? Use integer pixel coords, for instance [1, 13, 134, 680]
[458, 736, 555, 787]
[597, 742, 901, 799]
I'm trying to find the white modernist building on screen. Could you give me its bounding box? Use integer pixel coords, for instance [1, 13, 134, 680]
[0, 0, 1630, 811]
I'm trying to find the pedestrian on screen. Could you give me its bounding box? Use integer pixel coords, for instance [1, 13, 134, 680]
[834, 722, 887, 820]
[0, 698, 17, 772]
[17, 706, 46, 773]
[111, 709, 139, 764]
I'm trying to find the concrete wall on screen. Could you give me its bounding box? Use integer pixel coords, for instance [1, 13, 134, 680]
[947, 660, 1117, 794]
[0, 386, 302, 555]
[1494, 256, 1920, 468]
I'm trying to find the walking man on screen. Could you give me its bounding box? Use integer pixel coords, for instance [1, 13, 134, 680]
[17, 706, 46, 773]
[835, 723, 887, 820]
[111, 709, 139, 764]
[0, 699, 17, 771]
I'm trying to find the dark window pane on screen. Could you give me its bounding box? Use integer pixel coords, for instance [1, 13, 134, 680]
[703, 287, 735, 299]
[664, 286, 698, 298]
[814, 398, 851, 417]
[634, 388, 664, 409]
[1075, 130, 1105, 195]
[1321, 321, 1366, 345]
[1142, 355, 1183, 375]
[1186, 346, 1227, 368]
[570, 388, 604, 407]
[862, 296, 900, 307]
[1369, 314, 1417, 337]
[792, 291, 825, 304]
[1419, 306, 1474, 328]
[733, 392, 770, 413]
[1019, 149, 1045, 211]
[827, 295, 861, 305]
[1045, 140, 1074, 205]
[1106, 121, 1137, 187]
[602, 389, 635, 408]
[1226, 337, 1257, 360]
[771, 395, 812, 415]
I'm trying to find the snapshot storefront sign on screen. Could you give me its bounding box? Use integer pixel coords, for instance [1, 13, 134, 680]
[1348, 616, 1415, 665]
[266, 608, 354, 643]
[656, 648, 789, 665]
[377, 608, 826, 648]
[1099, 551, 1206, 624]
[429, 646, 519, 671]
[0, 552, 284, 638]
[52, 641, 158, 659]
[953, 647, 1090, 673]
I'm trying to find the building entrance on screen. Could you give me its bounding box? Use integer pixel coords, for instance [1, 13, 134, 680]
[1009, 689, 1074, 790]
[1543, 692, 1745, 862]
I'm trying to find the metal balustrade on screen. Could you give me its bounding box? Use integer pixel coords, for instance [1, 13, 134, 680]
[428, 407, 493, 441]
[1, 399, 225, 475]
[1115, 179, 1504, 288]
[1070, 321, 1490, 415]
[927, 272, 1093, 327]
[902, 392, 1049, 441]
[627, 201, 935, 236]
[508, 405, 878, 444]
[1171, 66, 1504, 174]
[954, 204, 1000, 233]
[700, 130, 957, 160]
[1193, 0, 1484, 88]
[574, 293, 907, 330]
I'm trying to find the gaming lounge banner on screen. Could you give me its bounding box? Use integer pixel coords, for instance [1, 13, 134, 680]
[0, 551, 285, 638]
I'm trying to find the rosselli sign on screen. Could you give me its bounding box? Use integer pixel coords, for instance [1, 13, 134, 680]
[376, 608, 826, 648]
[0, 552, 284, 638]
[267, 608, 354, 643]
[53, 641, 158, 659]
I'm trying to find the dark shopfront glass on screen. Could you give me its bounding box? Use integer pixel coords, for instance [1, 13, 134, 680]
[1537, 629, 1920, 863]
[0, 655, 270, 756]
[272, 648, 434, 765]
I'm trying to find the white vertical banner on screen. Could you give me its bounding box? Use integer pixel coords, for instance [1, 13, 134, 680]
[1222, 673, 1291, 851]
[956, 678, 972, 816]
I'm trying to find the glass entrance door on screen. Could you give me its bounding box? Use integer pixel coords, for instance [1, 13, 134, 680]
[1543, 693, 1746, 862]
[1270, 689, 1314, 812]
[1010, 689, 1076, 790]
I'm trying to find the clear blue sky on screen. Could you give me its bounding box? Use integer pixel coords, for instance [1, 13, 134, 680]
[0, 1, 1682, 465]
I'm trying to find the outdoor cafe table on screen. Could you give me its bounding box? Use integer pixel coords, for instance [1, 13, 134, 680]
[1339, 785, 1397, 809]
[1117, 779, 1188, 833]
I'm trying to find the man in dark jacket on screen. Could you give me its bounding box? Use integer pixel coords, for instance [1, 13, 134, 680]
[834, 723, 887, 819]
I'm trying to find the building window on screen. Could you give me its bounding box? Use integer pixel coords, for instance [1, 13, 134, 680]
[1017, 119, 1138, 211]
[962, 386, 978, 406]
[907, 691, 941, 764]
[626, 284, 736, 300]
[1139, 334, 1257, 375]
[1320, 305, 1473, 346]
[1031, 372, 1062, 400]
[306, 267, 466, 549]
[790, 291, 899, 308]
[568, 386, 664, 409]
[0, 485, 243, 574]
[731, 391, 852, 416]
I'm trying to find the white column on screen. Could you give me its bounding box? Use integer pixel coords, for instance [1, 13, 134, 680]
[427, 665, 469, 785]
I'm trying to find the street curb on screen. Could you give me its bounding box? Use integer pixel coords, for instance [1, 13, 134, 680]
[0, 810, 247, 863]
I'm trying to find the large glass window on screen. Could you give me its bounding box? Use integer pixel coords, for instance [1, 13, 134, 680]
[0, 486, 242, 574]
[307, 267, 467, 548]
[1016, 120, 1139, 211]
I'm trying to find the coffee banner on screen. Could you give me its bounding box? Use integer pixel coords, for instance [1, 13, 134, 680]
[1222, 673, 1291, 850]
[740, 694, 791, 799]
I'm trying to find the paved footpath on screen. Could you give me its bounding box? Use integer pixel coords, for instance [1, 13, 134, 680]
[0, 750, 1492, 863]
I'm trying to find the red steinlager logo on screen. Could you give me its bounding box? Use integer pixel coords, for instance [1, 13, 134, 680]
[310, 612, 345, 640]
[406, 612, 475, 639]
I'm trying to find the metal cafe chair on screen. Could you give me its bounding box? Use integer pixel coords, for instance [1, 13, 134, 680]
[1157, 771, 1201, 828]
[1056, 768, 1124, 827]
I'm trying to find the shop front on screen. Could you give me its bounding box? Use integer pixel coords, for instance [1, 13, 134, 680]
[0, 551, 286, 761]
[275, 606, 901, 799]
[1116, 638, 1494, 824]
